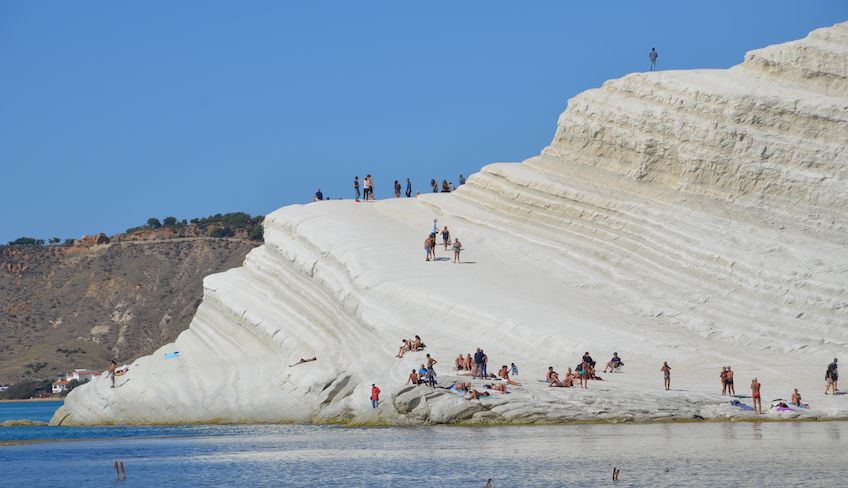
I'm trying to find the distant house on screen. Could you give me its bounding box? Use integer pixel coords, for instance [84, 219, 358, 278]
[52, 379, 70, 394]
[66, 369, 99, 383]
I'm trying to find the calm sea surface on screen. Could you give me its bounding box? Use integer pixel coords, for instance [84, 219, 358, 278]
[0, 401, 843, 487]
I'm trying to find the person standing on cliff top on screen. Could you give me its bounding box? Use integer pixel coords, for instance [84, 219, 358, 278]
[363, 174, 373, 200]
[661, 361, 671, 390]
[354, 176, 360, 202]
[109, 359, 117, 388]
[394, 180, 402, 198]
[405, 178, 412, 197]
[649, 47, 658, 71]
[370, 384, 381, 408]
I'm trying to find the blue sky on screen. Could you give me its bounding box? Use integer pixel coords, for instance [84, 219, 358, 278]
[1, 1, 845, 243]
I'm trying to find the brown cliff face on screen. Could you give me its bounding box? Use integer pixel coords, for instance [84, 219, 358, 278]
[0, 238, 257, 383]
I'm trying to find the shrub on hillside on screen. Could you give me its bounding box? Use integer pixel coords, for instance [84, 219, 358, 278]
[146, 218, 162, 229]
[209, 226, 235, 238]
[248, 224, 264, 241]
[162, 216, 178, 227]
[8, 237, 45, 246]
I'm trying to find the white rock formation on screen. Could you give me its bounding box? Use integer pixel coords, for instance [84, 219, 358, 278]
[53, 22, 848, 426]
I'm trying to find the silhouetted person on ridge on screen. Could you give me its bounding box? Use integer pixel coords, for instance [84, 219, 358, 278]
[649, 47, 658, 71]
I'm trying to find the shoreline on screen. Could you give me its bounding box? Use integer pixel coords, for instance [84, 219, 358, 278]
[49, 414, 848, 429]
[0, 398, 64, 404]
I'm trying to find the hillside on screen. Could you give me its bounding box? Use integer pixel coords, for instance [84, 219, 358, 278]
[55, 22, 847, 426]
[0, 237, 258, 384]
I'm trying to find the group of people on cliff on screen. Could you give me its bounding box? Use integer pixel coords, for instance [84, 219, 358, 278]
[312, 174, 467, 202]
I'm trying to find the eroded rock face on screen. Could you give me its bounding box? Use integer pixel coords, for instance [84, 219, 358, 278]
[54, 23, 848, 426]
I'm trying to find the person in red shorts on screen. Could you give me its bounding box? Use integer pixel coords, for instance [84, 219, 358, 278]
[751, 378, 762, 414]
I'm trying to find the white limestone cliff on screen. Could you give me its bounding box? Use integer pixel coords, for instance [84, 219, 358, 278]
[53, 22, 848, 426]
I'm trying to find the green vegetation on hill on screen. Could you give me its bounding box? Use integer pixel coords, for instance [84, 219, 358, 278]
[4, 211, 266, 246]
[0, 379, 53, 400]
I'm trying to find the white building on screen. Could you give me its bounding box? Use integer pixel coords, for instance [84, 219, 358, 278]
[66, 369, 99, 383]
[52, 380, 70, 394]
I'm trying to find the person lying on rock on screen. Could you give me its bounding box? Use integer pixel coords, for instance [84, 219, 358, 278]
[466, 389, 490, 400]
[289, 357, 317, 367]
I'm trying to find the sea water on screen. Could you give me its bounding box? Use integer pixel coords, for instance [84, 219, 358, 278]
[0, 402, 843, 487]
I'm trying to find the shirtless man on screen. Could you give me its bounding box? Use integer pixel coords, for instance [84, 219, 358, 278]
[545, 366, 559, 384]
[464, 354, 473, 370]
[497, 365, 520, 386]
[661, 362, 671, 390]
[751, 378, 762, 414]
[109, 359, 117, 388]
[791, 388, 802, 407]
[455, 354, 465, 370]
[720, 367, 729, 395]
[289, 357, 317, 367]
[578, 361, 591, 389]
[726, 366, 735, 396]
[426, 354, 438, 374]
[407, 369, 419, 385]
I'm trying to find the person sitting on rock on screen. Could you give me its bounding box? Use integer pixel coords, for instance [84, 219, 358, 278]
[407, 369, 419, 385]
[411, 335, 424, 351]
[604, 352, 623, 373]
[497, 365, 520, 386]
[396, 339, 411, 358]
[455, 354, 465, 370]
[545, 366, 559, 384]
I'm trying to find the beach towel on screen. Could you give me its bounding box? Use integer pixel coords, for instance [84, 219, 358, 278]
[164, 351, 181, 359]
[729, 399, 754, 411]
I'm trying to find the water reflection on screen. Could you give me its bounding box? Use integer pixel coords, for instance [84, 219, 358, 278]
[1, 422, 846, 488]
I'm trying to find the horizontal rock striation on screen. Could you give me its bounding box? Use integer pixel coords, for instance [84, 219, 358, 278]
[54, 22, 848, 426]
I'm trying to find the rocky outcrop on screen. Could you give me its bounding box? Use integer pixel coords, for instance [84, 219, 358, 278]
[54, 22, 848, 426]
